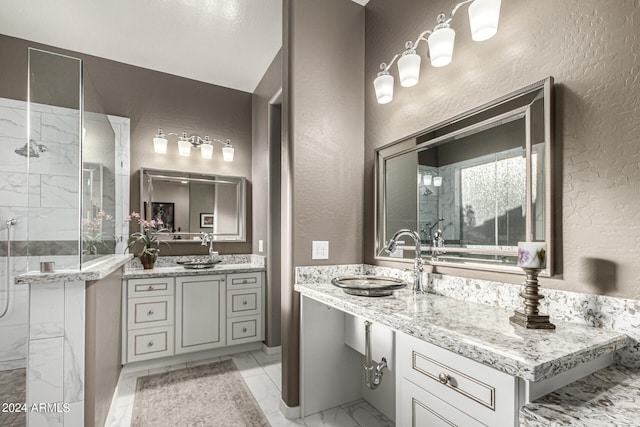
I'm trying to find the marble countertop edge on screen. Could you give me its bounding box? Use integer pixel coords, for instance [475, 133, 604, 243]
[123, 263, 266, 278]
[15, 254, 134, 285]
[295, 283, 630, 382]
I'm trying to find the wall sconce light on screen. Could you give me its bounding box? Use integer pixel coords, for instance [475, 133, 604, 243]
[153, 128, 234, 161]
[373, 0, 501, 104]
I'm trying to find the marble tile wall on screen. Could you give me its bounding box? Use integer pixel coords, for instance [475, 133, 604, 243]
[296, 264, 640, 369]
[27, 280, 85, 426]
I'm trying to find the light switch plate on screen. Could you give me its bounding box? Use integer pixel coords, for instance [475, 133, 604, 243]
[258, 239, 264, 253]
[312, 241, 329, 260]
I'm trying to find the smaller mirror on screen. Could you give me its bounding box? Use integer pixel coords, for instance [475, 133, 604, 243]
[140, 168, 246, 242]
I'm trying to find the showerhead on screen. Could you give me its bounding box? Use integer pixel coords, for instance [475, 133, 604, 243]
[15, 139, 47, 158]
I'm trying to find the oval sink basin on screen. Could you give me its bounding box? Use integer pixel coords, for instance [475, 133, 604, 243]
[331, 275, 408, 297]
[176, 258, 222, 269]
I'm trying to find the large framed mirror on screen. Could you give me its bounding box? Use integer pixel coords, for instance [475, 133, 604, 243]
[140, 168, 246, 242]
[375, 77, 554, 275]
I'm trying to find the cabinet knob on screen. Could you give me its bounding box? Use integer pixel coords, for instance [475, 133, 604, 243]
[243, 301, 248, 305]
[438, 373, 450, 385]
[147, 285, 154, 291]
[147, 341, 154, 347]
[242, 328, 247, 333]
[147, 310, 154, 316]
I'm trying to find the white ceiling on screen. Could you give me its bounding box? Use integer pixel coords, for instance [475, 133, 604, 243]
[0, 0, 284, 93]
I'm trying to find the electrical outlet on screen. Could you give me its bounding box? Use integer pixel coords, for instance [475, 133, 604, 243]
[312, 241, 329, 260]
[258, 239, 264, 253]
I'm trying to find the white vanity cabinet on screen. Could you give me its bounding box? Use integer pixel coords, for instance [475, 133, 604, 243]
[175, 275, 226, 354]
[397, 333, 519, 427]
[125, 277, 175, 363]
[122, 270, 265, 364]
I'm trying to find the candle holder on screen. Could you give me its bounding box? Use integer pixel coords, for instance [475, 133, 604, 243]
[509, 267, 556, 329]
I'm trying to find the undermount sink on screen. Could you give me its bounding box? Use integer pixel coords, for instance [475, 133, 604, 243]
[331, 275, 408, 297]
[176, 258, 222, 269]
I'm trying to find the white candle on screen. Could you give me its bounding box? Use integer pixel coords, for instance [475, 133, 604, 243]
[517, 241, 547, 268]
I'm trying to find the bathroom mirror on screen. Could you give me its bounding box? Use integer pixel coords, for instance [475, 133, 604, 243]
[140, 168, 246, 242]
[375, 77, 554, 275]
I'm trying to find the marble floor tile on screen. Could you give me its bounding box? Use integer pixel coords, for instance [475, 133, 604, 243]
[243, 372, 282, 415]
[186, 356, 221, 367]
[266, 410, 307, 427]
[146, 362, 187, 376]
[264, 360, 282, 391]
[231, 351, 264, 378]
[251, 349, 282, 366]
[106, 403, 133, 427]
[303, 407, 360, 427]
[341, 399, 394, 427]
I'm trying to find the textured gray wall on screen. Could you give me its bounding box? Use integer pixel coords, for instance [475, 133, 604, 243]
[364, 0, 640, 298]
[282, 0, 365, 406]
[0, 34, 253, 256]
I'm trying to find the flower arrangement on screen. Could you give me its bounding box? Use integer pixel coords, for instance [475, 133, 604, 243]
[82, 210, 113, 255]
[126, 211, 169, 269]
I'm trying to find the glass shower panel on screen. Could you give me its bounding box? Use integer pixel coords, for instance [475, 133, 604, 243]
[81, 70, 116, 265]
[27, 48, 82, 270]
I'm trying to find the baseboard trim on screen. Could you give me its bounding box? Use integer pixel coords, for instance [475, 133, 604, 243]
[262, 343, 282, 356]
[280, 399, 301, 419]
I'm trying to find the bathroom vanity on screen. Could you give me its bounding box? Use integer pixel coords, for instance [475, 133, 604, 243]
[295, 281, 629, 427]
[122, 260, 265, 364]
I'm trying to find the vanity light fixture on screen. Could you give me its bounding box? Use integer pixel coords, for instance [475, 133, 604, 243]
[373, 0, 501, 104]
[153, 128, 234, 161]
[433, 176, 443, 187]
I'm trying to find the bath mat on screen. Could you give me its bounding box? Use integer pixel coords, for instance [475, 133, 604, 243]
[131, 360, 270, 427]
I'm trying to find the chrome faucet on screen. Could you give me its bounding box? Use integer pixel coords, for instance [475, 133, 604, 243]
[384, 229, 424, 294]
[200, 232, 217, 260]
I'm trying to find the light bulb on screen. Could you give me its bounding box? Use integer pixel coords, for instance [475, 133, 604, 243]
[201, 143, 213, 159]
[428, 26, 456, 67]
[398, 49, 421, 87]
[374, 70, 394, 104]
[468, 0, 502, 42]
[178, 139, 191, 156]
[222, 143, 234, 162]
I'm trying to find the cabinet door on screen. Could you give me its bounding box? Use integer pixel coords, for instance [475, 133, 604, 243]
[399, 379, 485, 427]
[175, 275, 226, 354]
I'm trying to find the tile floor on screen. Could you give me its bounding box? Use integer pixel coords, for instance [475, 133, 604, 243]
[107, 350, 394, 427]
[0, 368, 26, 427]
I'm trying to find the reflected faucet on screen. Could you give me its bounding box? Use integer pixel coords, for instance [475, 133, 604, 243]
[384, 229, 424, 294]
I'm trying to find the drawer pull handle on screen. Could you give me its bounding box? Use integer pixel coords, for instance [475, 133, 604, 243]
[147, 341, 154, 347]
[438, 373, 450, 385]
[147, 285, 154, 291]
[147, 310, 154, 316]
[242, 328, 247, 333]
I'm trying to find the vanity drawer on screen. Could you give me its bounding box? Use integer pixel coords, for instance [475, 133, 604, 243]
[127, 326, 174, 362]
[127, 296, 174, 330]
[128, 277, 174, 298]
[227, 289, 262, 317]
[226, 272, 262, 289]
[398, 333, 516, 426]
[227, 315, 263, 345]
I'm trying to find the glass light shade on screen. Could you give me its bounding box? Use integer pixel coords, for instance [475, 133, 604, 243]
[398, 51, 421, 87]
[200, 143, 213, 159]
[178, 139, 191, 156]
[468, 0, 501, 41]
[428, 27, 456, 67]
[433, 176, 443, 186]
[373, 73, 394, 104]
[222, 145, 234, 162]
[423, 174, 432, 185]
[153, 137, 168, 154]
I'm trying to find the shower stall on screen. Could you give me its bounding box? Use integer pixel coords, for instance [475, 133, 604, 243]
[0, 48, 130, 425]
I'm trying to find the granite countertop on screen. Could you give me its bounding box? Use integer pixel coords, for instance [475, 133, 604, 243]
[520, 365, 640, 426]
[15, 254, 134, 285]
[123, 263, 265, 279]
[295, 282, 629, 382]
